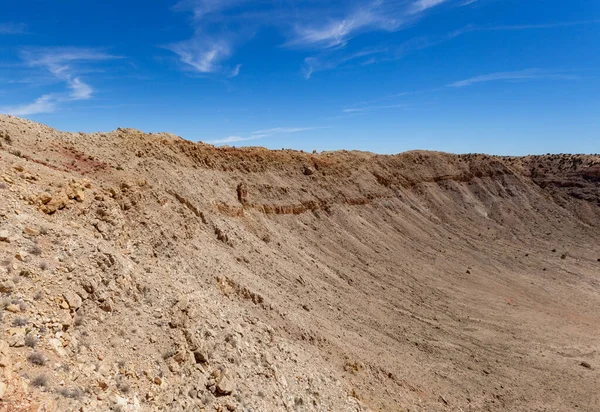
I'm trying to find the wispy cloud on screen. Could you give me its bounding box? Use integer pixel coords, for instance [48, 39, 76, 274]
[169, 0, 251, 75]
[251, 127, 322, 135]
[1, 47, 119, 115]
[303, 48, 385, 79]
[486, 20, 600, 31]
[304, 27, 468, 79]
[2, 95, 57, 116]
[210, 135, 260, 144]
[172, 0, 249, 21]
[342, 104, 408, 114]
[409, 0, 448, 15]
[169, 0, 456, 77]
[167, 37, 232, 73]
[0, 22, 26, 35]
[286, 6, 403, 49]
[208, 126, 325, 145]
[448, 68, 579, 88]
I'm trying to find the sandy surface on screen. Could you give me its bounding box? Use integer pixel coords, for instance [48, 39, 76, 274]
[0, 114, 599, 411]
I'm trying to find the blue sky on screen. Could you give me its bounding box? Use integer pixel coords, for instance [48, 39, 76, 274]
[0, 0, 599, 155]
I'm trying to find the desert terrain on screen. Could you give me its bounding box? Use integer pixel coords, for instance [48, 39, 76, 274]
[0, 114, 599, 411]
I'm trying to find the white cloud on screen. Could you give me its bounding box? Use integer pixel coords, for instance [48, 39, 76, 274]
[286, 4, 405, 50]
[251, 127, 321, 135]
[303, 48, 385, 79]
[68, 77, 93, 100]
[168, 38, 232, 73]
[302, 27, 470, 79]
[230, 64, 241, 77]
[448, 69, 578, 88]
[2, 95, 56, 116]
[488, 20, 600, 31]
[2, 47, 119, 116]
[288, 18, 364, 49]
[209, 126, 325, 145]
[169, 0, 447, 76]
[209, 135, 260, 144]
[342, 104, 407, 113]
[409, 0, 448, 15]
[173, 0, 248, 21]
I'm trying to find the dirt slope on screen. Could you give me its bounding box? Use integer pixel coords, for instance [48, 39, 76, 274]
[0, 114, 599, 412]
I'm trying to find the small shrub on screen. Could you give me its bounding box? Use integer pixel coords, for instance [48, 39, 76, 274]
[39, 261, 49, 271]
[561, 253, 567, 260]
[19, 301, 28, 312]
[116, 379, 130, 393]
[0, 183, 7, 190]
[31, 374, 48, 388]
[24, 334, 38, 348]
[12, 317, 28, 327]
[74, 313, 84, 327]
[57, 387, 82, 399]
[27, 352, 46, 366]
[34, 291, 43, 301]
[29, 245, 42, 256]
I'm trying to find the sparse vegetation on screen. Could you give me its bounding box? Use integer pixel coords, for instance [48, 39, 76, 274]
[25, 334, 38, 348]
[12, 317, 28, 326]
[74, 313, 84, 327]
[2, 131, 12, 144]
[29, 245, 42, 256]
[27, 351, 47, 366]
[31, 374, 48, 388]
[116, 379, 130, 393]
[56, 387, 83, 399]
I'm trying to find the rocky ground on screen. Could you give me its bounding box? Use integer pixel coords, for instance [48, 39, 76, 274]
[0, 114, 599, 411]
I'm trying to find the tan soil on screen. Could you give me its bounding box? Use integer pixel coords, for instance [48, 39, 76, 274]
[0, 114, 599, 411]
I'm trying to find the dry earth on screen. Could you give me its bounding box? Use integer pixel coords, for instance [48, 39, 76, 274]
[0, 114, 599, 411]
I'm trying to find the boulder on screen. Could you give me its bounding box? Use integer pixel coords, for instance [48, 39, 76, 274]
[63, 291, 82, 310]
[0, 230, 9, 242]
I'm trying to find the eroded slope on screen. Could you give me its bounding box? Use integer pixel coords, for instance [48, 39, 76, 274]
[0, 115, 599, 412]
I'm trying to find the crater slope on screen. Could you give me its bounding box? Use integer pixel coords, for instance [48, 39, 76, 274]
[0, 115, 599, 411]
